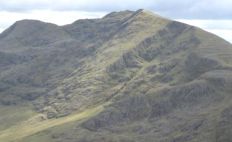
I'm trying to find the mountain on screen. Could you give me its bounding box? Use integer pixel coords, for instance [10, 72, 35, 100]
[0, 9, 232, 142]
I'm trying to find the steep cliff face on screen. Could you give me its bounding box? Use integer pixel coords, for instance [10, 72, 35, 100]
[0, 9, 232, 142]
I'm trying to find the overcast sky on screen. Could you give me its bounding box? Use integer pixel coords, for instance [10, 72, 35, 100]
[0, 0, 231, 43]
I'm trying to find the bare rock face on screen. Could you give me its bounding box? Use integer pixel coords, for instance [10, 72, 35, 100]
[0, 9, 232, 142]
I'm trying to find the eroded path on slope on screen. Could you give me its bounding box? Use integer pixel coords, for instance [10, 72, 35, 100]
[0, 102, 109, 142]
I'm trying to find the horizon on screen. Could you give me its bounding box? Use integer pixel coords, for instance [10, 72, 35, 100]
[0, 0, 231, 43]
[0, 9, 231, 43]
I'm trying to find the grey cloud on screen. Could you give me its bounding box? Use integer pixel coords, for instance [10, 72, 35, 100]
[0, 0, 231, 19]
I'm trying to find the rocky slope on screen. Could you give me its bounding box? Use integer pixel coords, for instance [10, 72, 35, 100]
[0, 9, 232, 142]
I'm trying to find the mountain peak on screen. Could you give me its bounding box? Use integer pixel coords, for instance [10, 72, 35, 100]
[15, 19, 46, 24]
[134, 9, 147, 13]
[0, 19, 70, 48]
[12, 19, 58, 30]
[0, 9, 232, 142]
[1, 19, 55, 37]
[103, 10, 134, 19]
[134, 9, 165, 19]
[103, 9, 163, 20]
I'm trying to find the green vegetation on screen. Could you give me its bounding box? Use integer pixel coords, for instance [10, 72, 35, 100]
[0, 102, 108, 142]
[0, 9, 232, 142]
[0, 105, 36, 131]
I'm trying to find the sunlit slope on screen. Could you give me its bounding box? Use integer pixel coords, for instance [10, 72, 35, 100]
[0, 9, 231, 142]
[0, 102, 109, 142]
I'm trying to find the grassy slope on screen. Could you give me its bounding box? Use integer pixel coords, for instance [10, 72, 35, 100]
[0, 10, 232, 142]
[0, 102, 109, 142]
[40, 10, 170, 117]
[0, 105, 36, 131]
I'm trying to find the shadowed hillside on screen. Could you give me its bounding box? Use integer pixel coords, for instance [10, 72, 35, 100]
[0, 9, 232, 142]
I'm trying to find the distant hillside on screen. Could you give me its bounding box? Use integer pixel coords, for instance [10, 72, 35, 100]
[0, 9, 232, 142]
